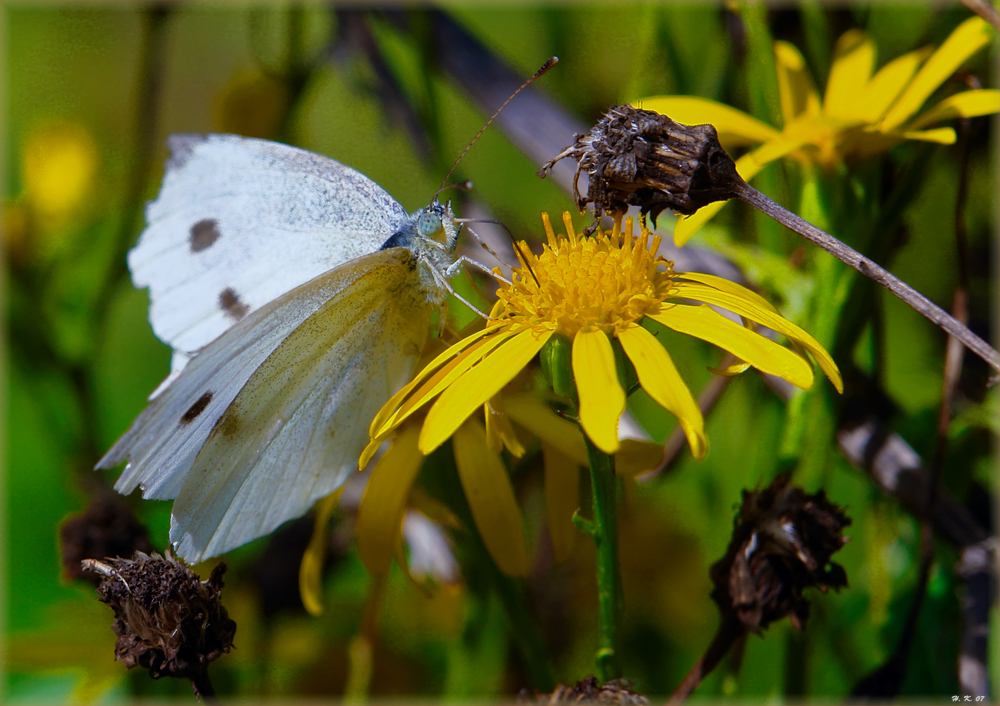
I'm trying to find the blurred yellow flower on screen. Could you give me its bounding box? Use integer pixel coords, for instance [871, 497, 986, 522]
[638, 16, 999, 244]
[366, 212, 841, 469]
[23, 122, 99, 222]
[5, 121, 100, 264]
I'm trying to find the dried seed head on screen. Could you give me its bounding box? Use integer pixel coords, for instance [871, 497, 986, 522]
[86, 551, 236, 682]
[60, 495, 154, 584]
[710, 474, 851, 632]
[519, 675, 649, 705]
[539, 104, 742, 223]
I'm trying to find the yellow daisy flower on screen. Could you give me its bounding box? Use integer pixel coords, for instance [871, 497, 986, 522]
[365, 213, 842, 474]
[638, 16, 999, 244]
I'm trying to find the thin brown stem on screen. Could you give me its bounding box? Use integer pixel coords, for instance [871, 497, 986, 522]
[732, 180, 1000, 374]
[668, 616, 744, 704]
[960, 0, 1000, 32]
[191, 668, 219, 704]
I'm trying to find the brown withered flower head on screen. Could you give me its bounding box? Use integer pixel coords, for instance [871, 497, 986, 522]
[85, 551, 236, 687]
[60, 494, 154, 584]
[519, 675, 649, 705]
[538, 104, 742, 224]
[711, 474, 850, 632]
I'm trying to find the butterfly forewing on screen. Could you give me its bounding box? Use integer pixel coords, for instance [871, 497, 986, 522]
[131, 134, 410, 354]
[99, 248, 426, 506]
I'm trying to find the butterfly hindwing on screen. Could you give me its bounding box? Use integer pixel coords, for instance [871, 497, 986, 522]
[167, 249, 435, 562]
[131, 134, 411, 354]
[98, 248, 432, 548]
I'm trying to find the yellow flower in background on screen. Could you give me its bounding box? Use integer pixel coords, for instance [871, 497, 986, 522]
[5, 121, 100, 264]
[366, 213, 841, 474]
[638, 16, 999, 244]
[23, 122, 99, 222]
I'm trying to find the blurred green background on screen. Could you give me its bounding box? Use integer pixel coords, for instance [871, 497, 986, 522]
[2, 2, 997, 703]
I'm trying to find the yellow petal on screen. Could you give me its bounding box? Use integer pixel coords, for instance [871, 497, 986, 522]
[409, 487, 462, 530]
[506, 392, 651, 474]
[615, 439, 668, 477]
[484, 402, 503, 454]
[572, 328, 626, 454]
[407, 486, 462, 529]
[881, 16, 993, 131]
[299, 487, 345, 616]
[774, 40, 821, 125]
[668, 281, 842, 391]
[453, 419, 529, 577]
[420, 328, 553, 454]
[708, 360, 751, 376]
[356, 424, 423, 577]
[676, 271, 782, 313]
[859, 46, 934, 122]
[504, 393, 589, 465]
[542, 443, 579, 563]
[824, 30, 876, 119]
[345, 632, 375, 704]
[651, 303, 815, 390]
[634, 96, 781, 146]
[393, 536, 423, 592]
[618, 324, 708, 460]
[674, 202, 727, 247]
[906, 89, 1000, 130]
[898, 127, 957, 144]
[371, 327, 514, 440]
[485, 397, 527, 458]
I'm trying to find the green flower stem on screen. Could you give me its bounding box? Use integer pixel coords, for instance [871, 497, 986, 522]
[544, 332, 625, 682]
[571, 510, 596, 538]
[583, 434, 624, 682]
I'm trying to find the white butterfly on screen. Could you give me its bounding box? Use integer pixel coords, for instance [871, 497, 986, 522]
[97, 134, 471, 564]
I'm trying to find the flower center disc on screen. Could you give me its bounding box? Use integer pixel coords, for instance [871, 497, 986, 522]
[495, 213, 677, 338]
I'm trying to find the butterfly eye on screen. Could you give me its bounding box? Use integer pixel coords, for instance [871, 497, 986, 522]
[417, 211, 442, 238]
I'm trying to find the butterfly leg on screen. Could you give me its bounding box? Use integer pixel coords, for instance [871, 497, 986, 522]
[446, 255, 511, 285]
[425, 257, 494, 321]
[454, 223, 517, 274]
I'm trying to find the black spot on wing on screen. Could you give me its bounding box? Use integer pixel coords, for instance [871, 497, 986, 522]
[219, 288, 250, 321]
[189, 218, 220, 252]
[218, 411, 242, 439]
[181, 391, 213, 425]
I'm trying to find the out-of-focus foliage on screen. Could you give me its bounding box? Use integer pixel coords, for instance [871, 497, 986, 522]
[1, 3, 996, 703]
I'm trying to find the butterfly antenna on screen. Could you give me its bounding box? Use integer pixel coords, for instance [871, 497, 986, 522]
[439, 179, 474, 195]
[436, 57, 559, 198]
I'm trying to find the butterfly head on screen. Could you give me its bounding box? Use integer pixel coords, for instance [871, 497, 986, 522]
[381, 200, 458, 256]
[416, 200, 458, 251]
